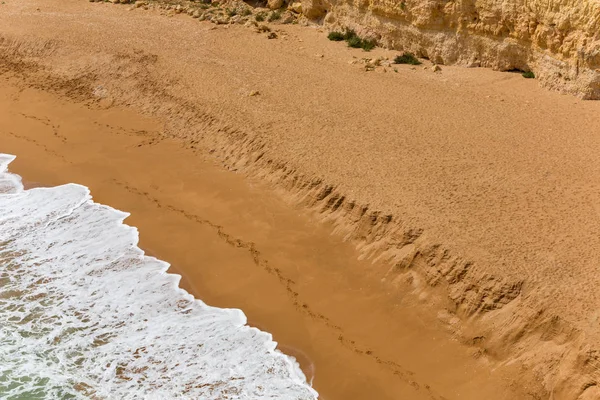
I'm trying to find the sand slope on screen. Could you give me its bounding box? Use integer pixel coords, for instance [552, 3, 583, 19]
[1, 0, 600, 398]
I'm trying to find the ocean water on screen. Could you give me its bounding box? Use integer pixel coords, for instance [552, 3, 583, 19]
[0, 154, 318, 400]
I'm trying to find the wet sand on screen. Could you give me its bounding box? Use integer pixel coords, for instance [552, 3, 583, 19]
[0, 79, 531, 399]
[2, 0, 600, 397]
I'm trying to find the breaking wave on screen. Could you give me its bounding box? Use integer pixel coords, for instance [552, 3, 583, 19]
[0, 154, 317, 399]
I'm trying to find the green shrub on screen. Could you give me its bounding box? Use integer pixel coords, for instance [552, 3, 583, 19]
[347, 35, 362, 48]
[343, 29, 357, 41]
[227, 8, 237, 16]
[522, 71, 535, 79]
[241, 8, 252, 16]
[328, 29, 376, 51]
[255, 12, 266, 21]
[268, 10, 281, 21]
[361, 39, 376, 51]
[394, 53, 421, 65]
[327, 31, 345, 41]
[342, 30, 376, 51]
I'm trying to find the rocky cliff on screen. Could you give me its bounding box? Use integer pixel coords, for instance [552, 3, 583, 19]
[301, 0, 600, 99]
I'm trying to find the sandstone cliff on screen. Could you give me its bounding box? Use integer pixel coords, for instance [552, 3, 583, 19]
[301, 0, 600, 99]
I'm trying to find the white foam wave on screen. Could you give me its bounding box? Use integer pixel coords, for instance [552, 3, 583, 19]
[0, 154, 23, 194]
[0, 154, 318, 399]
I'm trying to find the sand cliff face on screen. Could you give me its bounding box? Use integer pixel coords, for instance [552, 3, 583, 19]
[303, 0, 600, 98]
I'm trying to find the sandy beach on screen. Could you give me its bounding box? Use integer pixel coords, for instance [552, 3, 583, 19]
[1, 0, 600, 398]
[0, 77, 531, 400]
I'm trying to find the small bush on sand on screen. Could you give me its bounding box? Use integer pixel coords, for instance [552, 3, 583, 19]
[268, 10, 281, 22]
[347, 35, 362, 48]
[343, 29, 357, 41]
[227, 8, 237, 16]
[241, 8, 252, 16]
[522, 71, 535, 79]
[361, 39, 376, 51]
[328, 31, 345, 41]
[328, 29, 376, 51]
[255, 12, 266, 21]
[342, 30, 376, 51]
[394, 53, 421, 65]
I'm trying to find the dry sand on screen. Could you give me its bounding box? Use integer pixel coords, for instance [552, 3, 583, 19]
[0, 79, 529, 400]
[1, 0, 600, 398]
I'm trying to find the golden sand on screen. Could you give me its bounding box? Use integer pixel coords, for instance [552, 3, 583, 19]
[2, 0, 600, 397]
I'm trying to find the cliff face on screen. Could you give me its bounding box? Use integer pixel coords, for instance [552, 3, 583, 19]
[303, 0, 600, 99]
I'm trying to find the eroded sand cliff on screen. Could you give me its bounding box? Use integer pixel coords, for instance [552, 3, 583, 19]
[301, 0, 600, 98]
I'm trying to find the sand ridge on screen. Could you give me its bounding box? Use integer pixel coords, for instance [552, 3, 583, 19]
[1, 0, 600, 397]
[0, 79, 535, 399]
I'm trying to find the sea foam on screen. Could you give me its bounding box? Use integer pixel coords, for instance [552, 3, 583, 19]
[0, 154, 318, 399]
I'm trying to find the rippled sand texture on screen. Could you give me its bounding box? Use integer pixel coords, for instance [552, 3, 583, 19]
[1, 80, 535, 400]
[1, 0, 600, 398]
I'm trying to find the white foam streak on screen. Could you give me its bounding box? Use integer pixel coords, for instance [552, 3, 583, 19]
[0, 154, 318, 399]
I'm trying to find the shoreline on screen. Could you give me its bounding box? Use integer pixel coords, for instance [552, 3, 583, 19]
[0, 157, 318, 399]
[1, 0, 600, 397]
[12, 172, 320, 390]
[144, 243, 318, 384]
[0, 77, 529, 399]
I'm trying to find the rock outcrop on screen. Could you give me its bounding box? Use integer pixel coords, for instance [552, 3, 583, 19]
[304, 0, 600, 99]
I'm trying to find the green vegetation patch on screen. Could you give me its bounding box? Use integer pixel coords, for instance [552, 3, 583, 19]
[393, 53, 421, 65]
[360, 39, 376, 51]
[522, 71, 535, 79]
[346, 35, 362, 48]
[268, 10, 281, 22]
[327, 29, 377, 51]
[327, 31, 345, 41]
